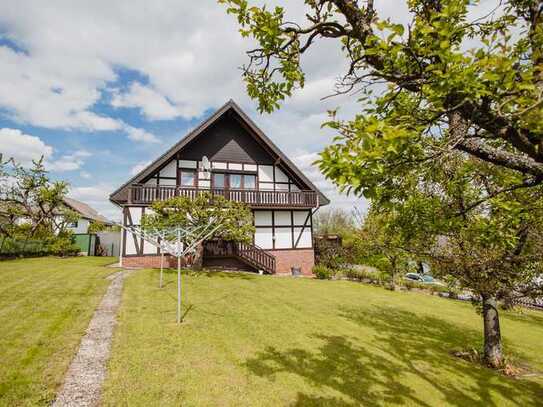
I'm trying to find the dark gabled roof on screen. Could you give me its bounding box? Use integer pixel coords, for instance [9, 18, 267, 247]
[63, 197, 113, 224]
[109, 99, 330, 206]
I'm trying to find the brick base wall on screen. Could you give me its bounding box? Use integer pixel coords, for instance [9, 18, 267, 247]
[121, 248, 315, 276]
[121, 255, 187, 269]
[266, 248, 315, 276]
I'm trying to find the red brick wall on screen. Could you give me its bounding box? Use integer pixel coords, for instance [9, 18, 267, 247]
[266, 248, 315, 276]
[121, 248, 315, 276]
[122, 255, 187, 269]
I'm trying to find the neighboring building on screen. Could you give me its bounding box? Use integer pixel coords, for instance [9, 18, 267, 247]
[62, 197, 116, 256]
[63, 197, 113, 234]
[109, 100, 329, 275]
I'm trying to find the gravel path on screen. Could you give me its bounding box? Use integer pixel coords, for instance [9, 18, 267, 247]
[53, 271, 129, 407]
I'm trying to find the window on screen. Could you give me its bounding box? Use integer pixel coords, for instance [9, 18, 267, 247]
[212, 173, 226, 188]
[212, 173, 257, 190]
[244, 174, 256, 189]
[230, 174, 242, 189]
[180, 170, 196, 187]
[68, 220, 78, 228]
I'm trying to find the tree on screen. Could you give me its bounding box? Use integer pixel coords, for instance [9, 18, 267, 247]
[376, 155, 543, 367]
[0, 156, 77, 253]
[356, 207, 410, 290]
[221, 0, 543, 194]
[314, 208, 356, 236]
[141, 193, 254, 269]
[221, 0, 543, 368]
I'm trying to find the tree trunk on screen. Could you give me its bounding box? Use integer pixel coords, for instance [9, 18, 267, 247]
[192, 242, 204, 271]
[482, 294, 503, 368]
[388, 257, 397, 291]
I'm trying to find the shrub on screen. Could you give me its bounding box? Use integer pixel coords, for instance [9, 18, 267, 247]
[48, 234, 79, 257]
[315, 240, 353, 270]
[403, 280, 426, 291]
[313, 265, 334, 280]
[343, 268, 369, 281]
[0, 238, 50, 257]
[342, 267, 389, 286]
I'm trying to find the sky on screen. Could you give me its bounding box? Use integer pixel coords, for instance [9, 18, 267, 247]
[0, 1, 418, 220]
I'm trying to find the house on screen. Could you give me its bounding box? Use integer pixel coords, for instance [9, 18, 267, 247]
[109, 100, 329, 275]
[63, 197, 113, 234]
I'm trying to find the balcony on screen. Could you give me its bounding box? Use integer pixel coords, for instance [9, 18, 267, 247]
[127, 184, 319, 208]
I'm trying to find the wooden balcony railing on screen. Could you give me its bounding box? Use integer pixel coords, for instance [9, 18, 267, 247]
[128, 184, 319, 208]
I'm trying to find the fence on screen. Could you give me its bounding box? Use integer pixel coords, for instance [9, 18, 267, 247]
[96, 231, 121, 257]
[73, 234, 97, 256]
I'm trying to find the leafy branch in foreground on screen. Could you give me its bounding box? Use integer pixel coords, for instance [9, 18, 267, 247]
[221, 0, 543, 191]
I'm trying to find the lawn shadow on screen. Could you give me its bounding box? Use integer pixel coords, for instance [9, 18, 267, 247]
[244, 305, 543, 406]
[245, 333, 431, 406]
[340, 305, 543, 406]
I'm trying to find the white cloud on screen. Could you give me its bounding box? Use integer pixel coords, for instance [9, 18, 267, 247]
[112, 82, 180, 120]
[130, 160, 152, 176]
[47, 150, 92, 172]
[124, 126, 160, 144]
[0, 128, 93, 172]
[0, 0, 413, 210]
[0, 127, 53, 164]
[80, 171, 91, 179]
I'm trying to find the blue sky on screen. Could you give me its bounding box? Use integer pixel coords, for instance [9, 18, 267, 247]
[0, 1, 385, 220]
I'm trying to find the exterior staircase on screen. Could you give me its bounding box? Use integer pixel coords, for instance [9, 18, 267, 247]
[203, 240, 276, 274]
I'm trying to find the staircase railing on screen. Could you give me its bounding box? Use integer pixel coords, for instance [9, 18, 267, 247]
[204, 240, 276, 274]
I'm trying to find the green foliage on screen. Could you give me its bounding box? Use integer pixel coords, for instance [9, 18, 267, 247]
[222, 0, 543, 184]
[313, 264, 334, 280]
[314, 240, 351, 270]
[354, 207, 411, 287]
[142, 193, 255, 243]
[0, 156, 75, 243]
[223, 0, 543, 364]
[0, 238, 50, 257]
[88, 221, 106, 233]
[48, 232, 79, 257]
[0, 156, 79, 258]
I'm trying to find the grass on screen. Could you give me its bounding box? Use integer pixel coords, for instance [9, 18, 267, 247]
[0, 256, 116, 406]
[103, 268, 543, 406]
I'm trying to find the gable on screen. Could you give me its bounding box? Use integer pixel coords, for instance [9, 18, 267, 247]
[180, 114, 273, 164]
[109, 100, 330, 206]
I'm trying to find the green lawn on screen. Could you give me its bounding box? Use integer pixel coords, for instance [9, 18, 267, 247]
[0, 256, 115, 406]
[103, 269, 543, 406]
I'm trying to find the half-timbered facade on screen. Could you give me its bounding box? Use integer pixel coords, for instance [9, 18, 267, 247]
[109, 100, 329, 275]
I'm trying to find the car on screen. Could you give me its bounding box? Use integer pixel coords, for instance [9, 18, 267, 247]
[404, 273, 445, 286]
[404, 273, 424, 282]
[420, 274, 446, 286]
